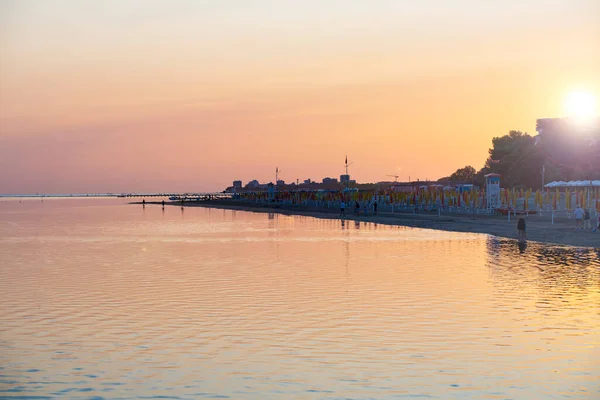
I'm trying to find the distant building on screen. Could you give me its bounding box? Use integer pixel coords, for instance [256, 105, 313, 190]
[304, 179, 312, 184]
[340, 174, 350, 183]
[233, 180, 242, 189]
[535, 117, 600, 144]
[276, 180, 285, 186]
[322, 177, 338, 184]
[535, 117, 600, 179]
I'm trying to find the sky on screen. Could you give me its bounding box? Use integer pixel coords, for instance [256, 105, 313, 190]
[1, 0, 599, 194]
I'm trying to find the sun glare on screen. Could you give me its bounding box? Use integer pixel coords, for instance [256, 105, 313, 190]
[564, 91, 597, 121]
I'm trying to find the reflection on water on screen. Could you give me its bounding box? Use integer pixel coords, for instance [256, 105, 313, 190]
[0, 198, 599, 399]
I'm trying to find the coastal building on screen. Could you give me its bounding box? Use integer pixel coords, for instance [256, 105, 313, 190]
[535, 117, 600, 143]
[322, 177, 338, 184]
[277, 180, 285, 186]
[340, 174, 350, 183]
[535, 117, 600, 180]
[304, 179, 312, 184]
[233, 180, 242, 189]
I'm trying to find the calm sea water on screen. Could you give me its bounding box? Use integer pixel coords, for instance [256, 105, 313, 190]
[1, 198, 598, 399]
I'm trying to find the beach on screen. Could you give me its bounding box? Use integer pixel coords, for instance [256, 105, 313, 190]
[145, 199, 600, 248]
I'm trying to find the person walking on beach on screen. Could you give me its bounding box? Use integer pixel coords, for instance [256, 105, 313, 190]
[517, 216, 526, 241]
[340, 201, 346, 217]
[355, 201, 360, 215]
[583, 208, 591, 230]
[574, 205, 584, 230]
[373, 200, 378, 215]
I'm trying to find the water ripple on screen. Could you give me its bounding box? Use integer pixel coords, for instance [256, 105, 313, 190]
[0, 199, 598, 399]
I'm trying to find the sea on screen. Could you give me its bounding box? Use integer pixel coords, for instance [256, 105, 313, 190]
[1, 197, 598, 399]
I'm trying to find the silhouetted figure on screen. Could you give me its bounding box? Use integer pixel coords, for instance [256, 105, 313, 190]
[574, 205, 584, 230]
[373, 201, 378, 215]
[142, 199, 146, 208]
[355, 201, 360, 215]
[583, 208, 591, 230]
[517, 216, 526, 240]
[162, 200, 165, 208]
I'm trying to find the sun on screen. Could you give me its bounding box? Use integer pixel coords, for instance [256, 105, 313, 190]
[564, 90, 597, 120]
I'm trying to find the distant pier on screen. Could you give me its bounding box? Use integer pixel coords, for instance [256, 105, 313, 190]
[120, 192, 233, 201]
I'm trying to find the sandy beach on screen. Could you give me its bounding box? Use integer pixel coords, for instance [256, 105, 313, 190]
[139, 200, 600, 248]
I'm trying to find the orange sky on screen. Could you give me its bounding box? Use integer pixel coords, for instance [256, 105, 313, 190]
[1, 0, 599, 193]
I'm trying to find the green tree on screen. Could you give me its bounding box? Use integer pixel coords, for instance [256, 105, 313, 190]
[484, 130, 544, 188]
[449, 165, 476, 182]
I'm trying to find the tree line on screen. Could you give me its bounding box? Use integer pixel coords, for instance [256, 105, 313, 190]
[441, 130, 598, 189]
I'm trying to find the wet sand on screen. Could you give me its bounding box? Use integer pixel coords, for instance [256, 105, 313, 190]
[139, 200, 600, 248]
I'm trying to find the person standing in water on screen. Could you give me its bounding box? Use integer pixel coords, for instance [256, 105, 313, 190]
[340, 201, 346, 217]
[517, 216, 526, 241]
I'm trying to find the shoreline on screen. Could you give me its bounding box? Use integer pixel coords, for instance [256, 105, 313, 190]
[136, 200, 599, 248]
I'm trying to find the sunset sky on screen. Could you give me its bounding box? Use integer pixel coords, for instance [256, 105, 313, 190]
[1, 0, 599, 194]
